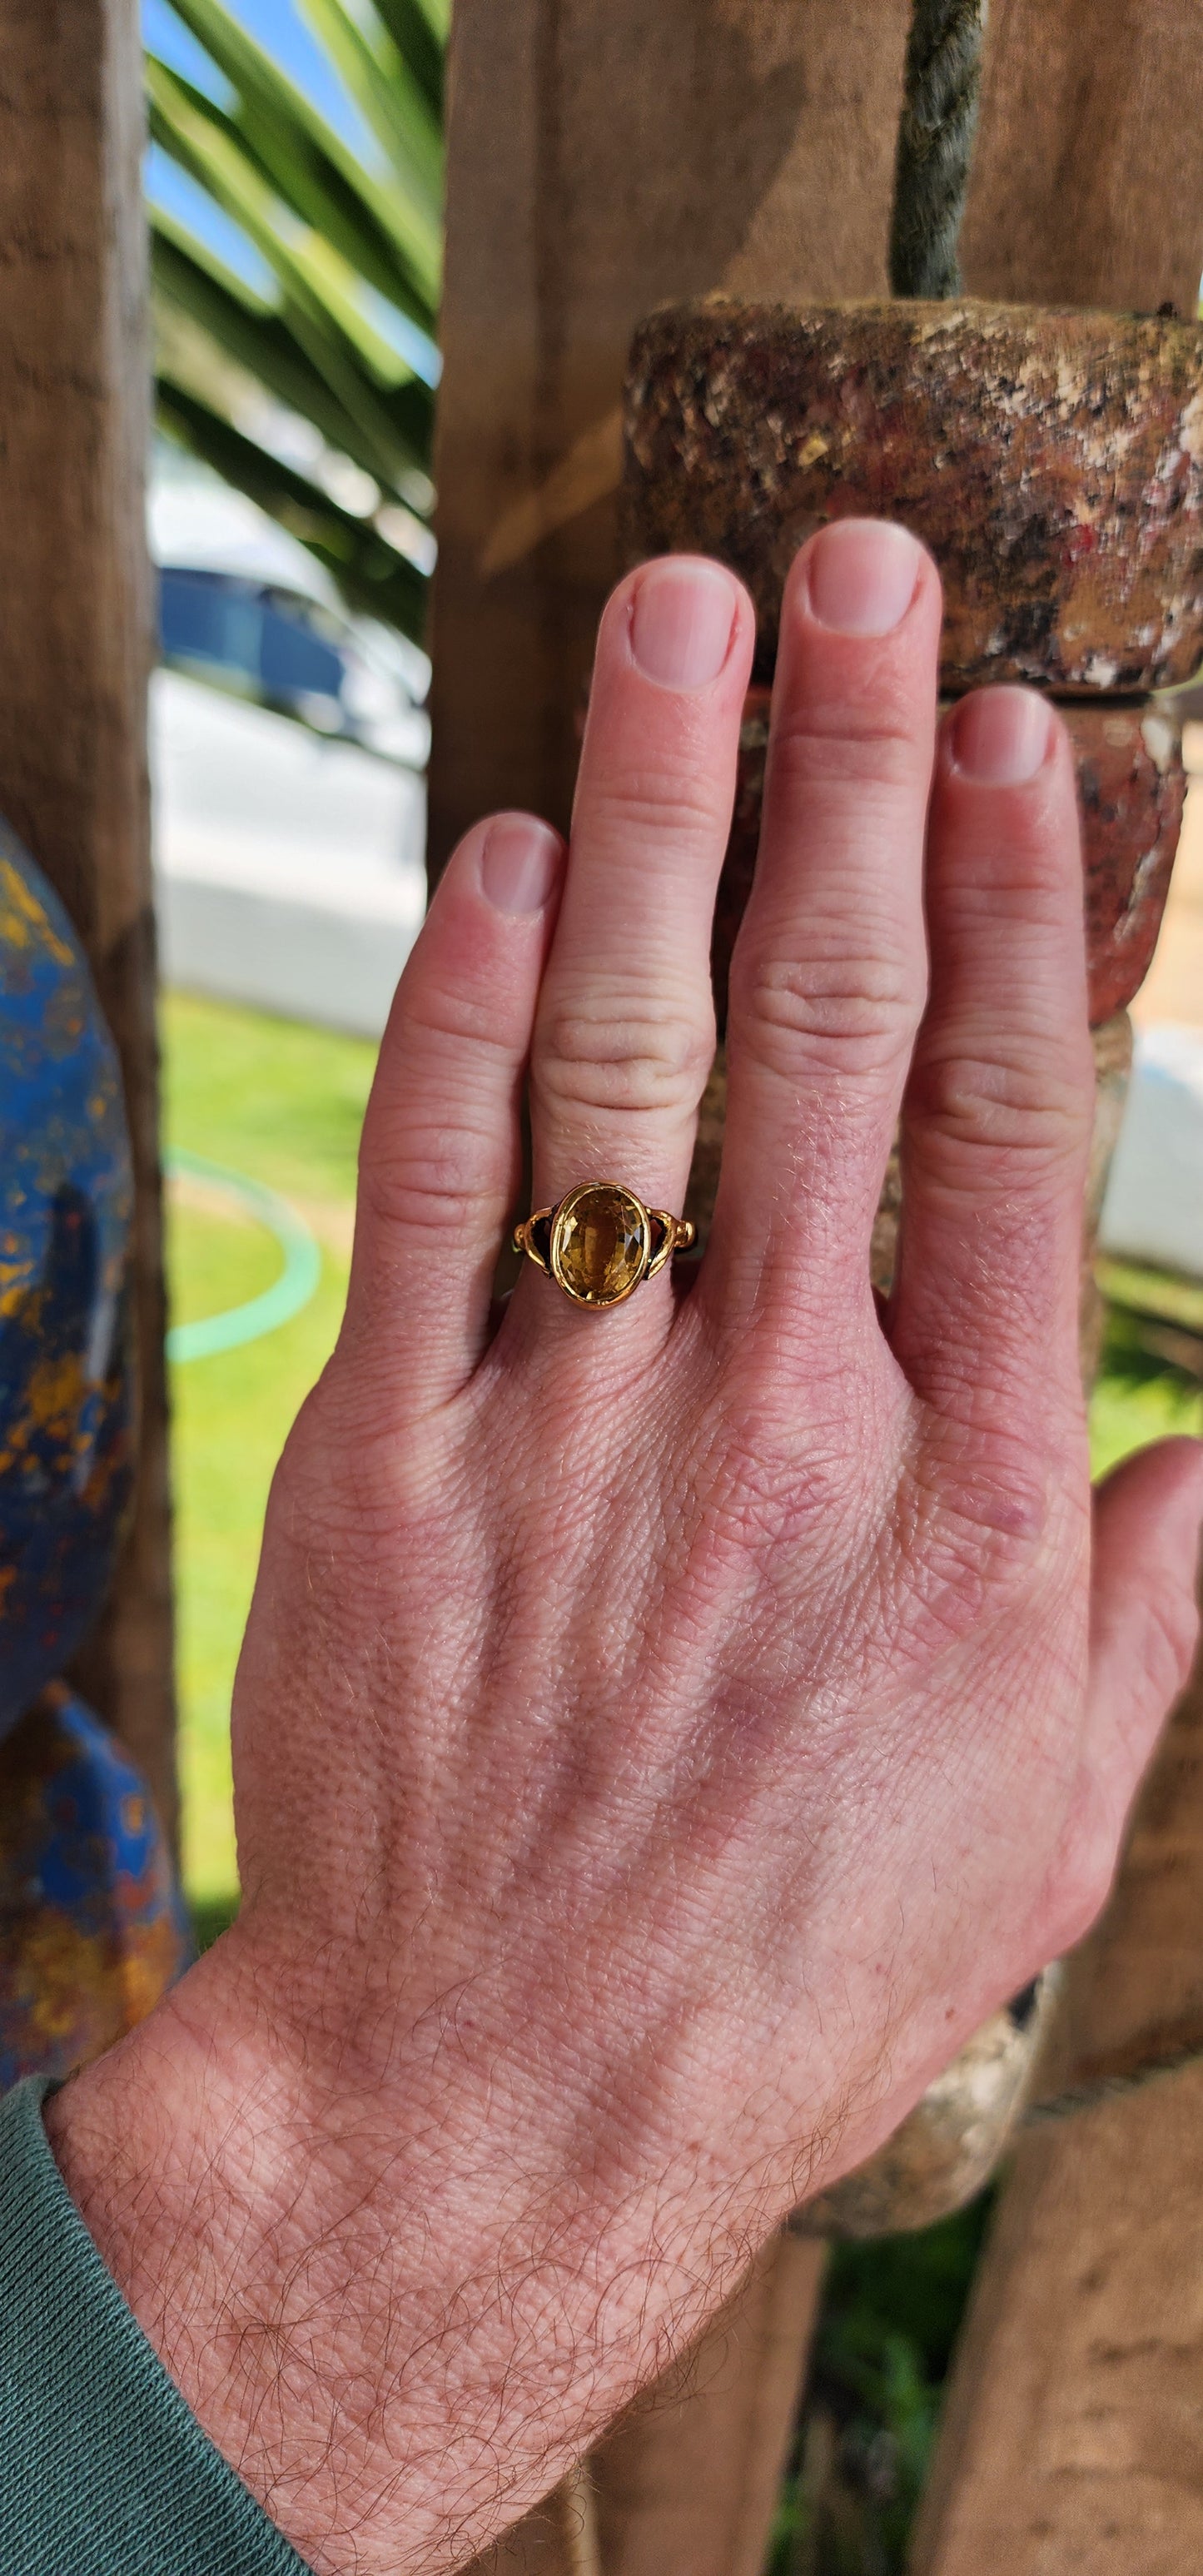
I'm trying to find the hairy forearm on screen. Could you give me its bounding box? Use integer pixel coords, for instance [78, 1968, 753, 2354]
[42, 1927, 774, 2576]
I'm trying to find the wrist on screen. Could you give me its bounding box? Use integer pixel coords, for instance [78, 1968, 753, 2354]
[42, 1924, 731, 2575]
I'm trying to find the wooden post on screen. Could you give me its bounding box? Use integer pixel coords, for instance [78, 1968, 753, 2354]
[0, 2, 175, 1831]
[959, 0, 1203, 316]
[590, 2235, 826, 2576]
[912, 1581, 1203, 2575]
[436, 11, 910, 2565]
[910, 9, 1203, 2564]
[439, 6, 1203, 2569]
[430, 0, 914, 877]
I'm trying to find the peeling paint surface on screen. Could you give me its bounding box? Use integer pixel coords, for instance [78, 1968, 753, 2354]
[0, 823, 135, 1737]
[0, 1686, 187, 2092]
[625, 300, 1203, 692]
[0, 830, 182, 2092]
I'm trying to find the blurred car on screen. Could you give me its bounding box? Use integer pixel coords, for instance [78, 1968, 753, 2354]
[149, 466, 427, 1037]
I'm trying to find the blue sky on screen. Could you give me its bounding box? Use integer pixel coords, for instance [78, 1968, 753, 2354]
[144, 0, 439, 380]
[144, 0, 371, 150]
[145, 0, 375, 296]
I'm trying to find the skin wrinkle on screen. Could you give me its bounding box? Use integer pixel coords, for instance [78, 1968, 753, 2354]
[42, 535, 1203, 2576]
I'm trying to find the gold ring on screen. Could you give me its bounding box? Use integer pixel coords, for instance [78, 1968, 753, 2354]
[513, 1181, 696, 1310]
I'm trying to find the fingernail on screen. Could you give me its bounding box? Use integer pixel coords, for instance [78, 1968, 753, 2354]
[951, 688, 1053, 786]
[480, 814, 563, 915]
[806, 519, 922, 636]
[629, 558, 738, 688]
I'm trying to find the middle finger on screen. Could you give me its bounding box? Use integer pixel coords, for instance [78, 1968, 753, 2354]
[704, 520, 941, 1354]
[523, 554, 753, 1325]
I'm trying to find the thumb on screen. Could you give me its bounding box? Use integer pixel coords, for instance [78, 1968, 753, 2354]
[1089, 1436, 1203, 1773]
[1067, 1440, 1203, 1924]
[1051, 1440, 1203, 1956]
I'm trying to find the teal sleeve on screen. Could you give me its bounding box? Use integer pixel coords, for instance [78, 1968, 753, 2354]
[0, 2076, 311, 2576]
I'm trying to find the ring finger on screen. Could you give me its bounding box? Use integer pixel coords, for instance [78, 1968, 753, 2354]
[519, 554, 753, 1328]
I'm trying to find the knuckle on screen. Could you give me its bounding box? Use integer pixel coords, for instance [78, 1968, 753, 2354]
[535, 991, 714, 1119]
[401, 973, 519, 1062]
[897, 1426, 1073, 1646]
[358, 1118, 499, 1240]
[907, 1040, 1091, 1184]
[266, 1380, 385, 1559]
[587, 767, 730, 848]
[276, 1386, 432, 1557]
[768, 710, 922, 798]
[732, 944, 917, 1082]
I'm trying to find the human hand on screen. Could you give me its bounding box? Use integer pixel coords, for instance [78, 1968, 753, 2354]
[48, 522, 1203, 2575]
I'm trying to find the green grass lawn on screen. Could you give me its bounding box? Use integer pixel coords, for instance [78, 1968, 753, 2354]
[162, 990, 376, 1916]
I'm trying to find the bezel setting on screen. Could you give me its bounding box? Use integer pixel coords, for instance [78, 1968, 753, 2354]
[513, 1184, 694, 1309]
[549, 1181, 651, 1309]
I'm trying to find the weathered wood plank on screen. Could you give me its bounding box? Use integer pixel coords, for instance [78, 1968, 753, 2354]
[438, 17, 909, 2561]
[962, 0, 1203, 316]
[441, 11, 1203, 2572]
[429, 0, 912, 876]
[912, 12, 1203, 2563]
[591, 2234, 826, 2576]
[912, 1574, 1203, 2575]
[0, 0, 174, 1831]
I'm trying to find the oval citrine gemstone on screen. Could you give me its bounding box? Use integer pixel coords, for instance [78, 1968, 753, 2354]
[553, 1185, 648, 1305]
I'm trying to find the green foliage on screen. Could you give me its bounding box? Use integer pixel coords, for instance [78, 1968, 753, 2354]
[147, 0, 444, 647]
[1090, 1290, 1203, 1479]
[768, 2200, 993, 2576]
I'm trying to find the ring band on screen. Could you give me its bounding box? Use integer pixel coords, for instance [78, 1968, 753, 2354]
[513, 1181, 696, 1310]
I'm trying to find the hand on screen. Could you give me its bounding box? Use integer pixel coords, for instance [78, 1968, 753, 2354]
[48, 522, 1203, 2575]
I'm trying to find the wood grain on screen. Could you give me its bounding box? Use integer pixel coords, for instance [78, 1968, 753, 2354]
[911, 15, 1203, 2563]
[462, 2235, 824, 2576]
[912, 1574, 1203, 2575]
[429, 0, 912, 877]
[0, 0, 175, 1831]
[961, 0, 1203, 316]
[440, 9, 1203, 2571]
[438, 21, 907, 2543]
[591, 2235, 825, 2576]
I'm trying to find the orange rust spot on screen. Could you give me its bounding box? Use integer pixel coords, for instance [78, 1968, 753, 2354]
[0, 856, 73, 966]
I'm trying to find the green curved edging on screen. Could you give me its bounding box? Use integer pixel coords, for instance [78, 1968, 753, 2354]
[166, 1147, 322, 1364]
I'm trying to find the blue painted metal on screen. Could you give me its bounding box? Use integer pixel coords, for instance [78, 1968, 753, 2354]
[1, 821, 187, 2091]
[0, 1686, 189, 2093]
[0, 823, 135, 1738]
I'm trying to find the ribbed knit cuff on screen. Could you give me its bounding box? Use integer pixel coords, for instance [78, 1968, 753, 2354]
[0, 2075, 311, 2576]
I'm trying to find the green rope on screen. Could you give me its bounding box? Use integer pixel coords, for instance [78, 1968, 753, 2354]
[165, 1149, 321, 1365]
[890, 0, 987, 298]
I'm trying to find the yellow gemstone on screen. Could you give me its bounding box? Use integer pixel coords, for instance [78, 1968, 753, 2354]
[554, 1185, 647, 1305]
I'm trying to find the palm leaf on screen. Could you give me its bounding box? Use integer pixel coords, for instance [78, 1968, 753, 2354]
[297, 0, 441, 216]
[151, 214, 434, 492]
[149, 72, 430, 490]
[147, 0, 444, 651]
[147, 55, 438, 331]
[167, 0, 440, 240]
[157, 376, 430, 643]
[369, 0, 445, 121]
